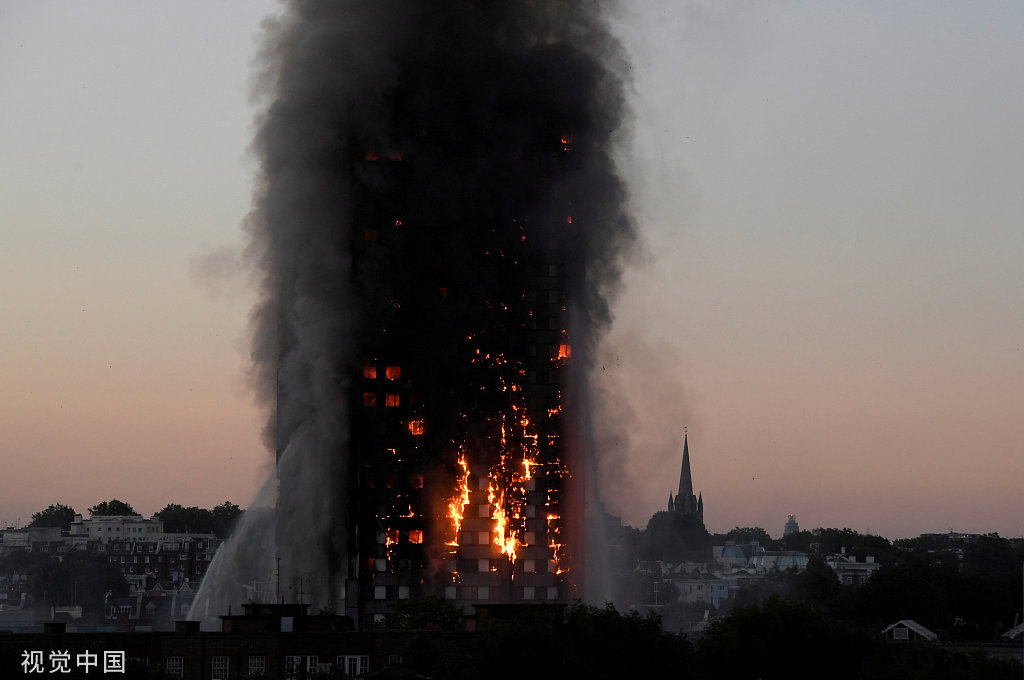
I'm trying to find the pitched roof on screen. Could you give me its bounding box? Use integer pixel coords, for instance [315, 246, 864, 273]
[881, 619, 938, 640]
[1002, 622, 1024, 640]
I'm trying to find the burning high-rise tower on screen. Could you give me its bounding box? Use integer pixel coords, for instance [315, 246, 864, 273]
[222, 0, 634, 627]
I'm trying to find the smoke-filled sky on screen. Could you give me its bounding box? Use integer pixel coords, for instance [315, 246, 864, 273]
[2, 1, 1021, 539]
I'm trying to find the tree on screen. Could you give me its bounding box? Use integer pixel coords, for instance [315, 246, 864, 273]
[211, 502, 242, 538]
[27, 503, 77, 531]
[700, 597, 1022, 679]
[720, 526, 776, 548]
[154, 502, 241, 536]
[780, 527, 896, 565]
[641, 511, 712, 562]
[37, 553, 129, 615]
[962, 534, 1015, 575]
[458, 603, 693, 680]
[855, 559, 960, 630]
[796, 556, 841, 606]
[380, 595, 464, 630]
[155, 504, 212, 533]
[89, 499, 136, 516]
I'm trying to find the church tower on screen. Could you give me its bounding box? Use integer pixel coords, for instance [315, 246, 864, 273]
[670, 430, 703, 524]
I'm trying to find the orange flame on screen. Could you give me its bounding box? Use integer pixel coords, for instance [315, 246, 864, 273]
[488, 482, 518, 561]
[446, 453, 471, 546]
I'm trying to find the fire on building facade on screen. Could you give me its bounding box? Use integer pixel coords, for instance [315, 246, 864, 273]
[339, 147, 578, 625]
[258, 2, 632, 629]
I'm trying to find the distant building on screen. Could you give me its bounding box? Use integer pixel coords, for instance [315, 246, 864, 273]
[712, 543, 762, 568]
[0, 527, 62, 551]
[783, 514, 799, 536]
[749, 551, 809, 571]
[667, 573, 730, 608]
[0, 603, 445, 677]
[880, 619, 938, 643]
[826, 552, 881, 585]
[1001, 622, 1024, 642]
[667, 431, 703, 525]
[69, 514, 163, 543]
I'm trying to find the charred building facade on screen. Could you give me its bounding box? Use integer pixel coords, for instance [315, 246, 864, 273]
[345, 210, 574, 624]
[256, 3, 632, 628]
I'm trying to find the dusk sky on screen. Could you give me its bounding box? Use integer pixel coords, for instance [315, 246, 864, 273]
[2, 1, 1021, 539]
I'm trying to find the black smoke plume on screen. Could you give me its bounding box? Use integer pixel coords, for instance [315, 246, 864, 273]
[195, 0, 634, 620]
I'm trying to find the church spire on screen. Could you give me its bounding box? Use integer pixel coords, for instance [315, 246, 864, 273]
[677, 428, 693, 500]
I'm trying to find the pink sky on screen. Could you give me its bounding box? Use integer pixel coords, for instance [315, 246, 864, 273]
[1, 1, 1022, 539]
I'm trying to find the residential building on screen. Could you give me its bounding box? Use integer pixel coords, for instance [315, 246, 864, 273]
[68, 514, 164, 543]
[880, 619, 938, 643]
[825, 552, 881, 585]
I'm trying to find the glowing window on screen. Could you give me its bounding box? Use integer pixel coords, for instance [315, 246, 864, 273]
[409, 530, 423, 544]
[363, 365, 377, 379]
[408, 420, 424, 436]
[410, 474, 424, 489]
[385, 393, 400, 407]
[557, 344, 571, 359]
[385, 366, 401, 380]
[363, 392, 377, 407]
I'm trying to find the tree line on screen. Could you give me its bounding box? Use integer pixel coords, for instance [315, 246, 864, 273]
[368, 598, 1022, 680]
[25, 500, 242, 539]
